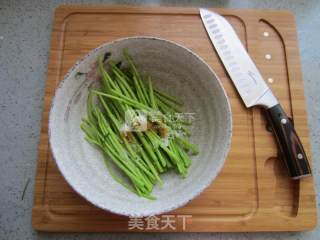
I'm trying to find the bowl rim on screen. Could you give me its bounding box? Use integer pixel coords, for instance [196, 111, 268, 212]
[48, 36, 233, 217]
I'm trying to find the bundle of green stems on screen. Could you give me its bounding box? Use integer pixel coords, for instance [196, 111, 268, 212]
[80, 49, 199, 199]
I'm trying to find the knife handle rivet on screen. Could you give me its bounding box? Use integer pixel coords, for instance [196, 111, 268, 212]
[297, 153, 303, 159]
[265, 54, 272, 60]
[281, 118, 287, 124]
[267, 78, 274, 83]
[263, 32, 269, 37]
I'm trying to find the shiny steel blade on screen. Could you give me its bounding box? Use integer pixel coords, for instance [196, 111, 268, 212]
[200, 8, 278, 108]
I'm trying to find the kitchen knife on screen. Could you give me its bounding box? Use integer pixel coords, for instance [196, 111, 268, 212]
[200, 8, 311, 179]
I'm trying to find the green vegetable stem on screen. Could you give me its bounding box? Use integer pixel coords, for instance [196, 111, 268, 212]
[80, 49, 199, 199]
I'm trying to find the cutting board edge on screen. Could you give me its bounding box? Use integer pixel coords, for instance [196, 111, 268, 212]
[31, 5, 317, 232]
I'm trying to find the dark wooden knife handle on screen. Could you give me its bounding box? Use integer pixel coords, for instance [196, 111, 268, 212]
[265, 104, 311, 179]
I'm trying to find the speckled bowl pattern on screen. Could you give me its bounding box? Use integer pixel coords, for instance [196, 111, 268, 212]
[49, 37, 232, 217]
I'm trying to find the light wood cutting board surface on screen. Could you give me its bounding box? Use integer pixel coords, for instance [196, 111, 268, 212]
[32, 5, 317, 232]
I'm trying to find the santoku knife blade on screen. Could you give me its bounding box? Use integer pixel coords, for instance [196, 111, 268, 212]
[200, 8, 311, 179]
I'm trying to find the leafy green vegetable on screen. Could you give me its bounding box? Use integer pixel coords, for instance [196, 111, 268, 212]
[81, 49, 199, 199]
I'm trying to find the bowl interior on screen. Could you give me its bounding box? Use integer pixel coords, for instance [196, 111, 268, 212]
[49, 37, 232, 217]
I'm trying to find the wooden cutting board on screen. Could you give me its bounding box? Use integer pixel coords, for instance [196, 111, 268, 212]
[32, 5, 317, 232]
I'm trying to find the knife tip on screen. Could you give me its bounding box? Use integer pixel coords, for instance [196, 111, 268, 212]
[199, 8, 208, 15]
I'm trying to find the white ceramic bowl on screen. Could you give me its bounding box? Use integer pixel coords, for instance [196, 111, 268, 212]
[49, 37, 232, 217]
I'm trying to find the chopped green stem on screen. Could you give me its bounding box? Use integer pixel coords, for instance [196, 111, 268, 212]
[136, 132, 163, 173]
[155, 148, 166, 168]
[156, 93, 182, 112]
[156, 98, 176, 114]
[92, 90, 153, 112]
[133, 75, 148, 105]
[176, 136, 199, 155]
[176, 144, 192, 168]
[110, 63, 137, 100]
[148, 76, 157, 109]
[104, 158, 137, 195]
[154, 90, 183, 106]
[138, 146, 163, 185]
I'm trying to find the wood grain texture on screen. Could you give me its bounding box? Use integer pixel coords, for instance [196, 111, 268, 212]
[32, 5, 317, 232]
